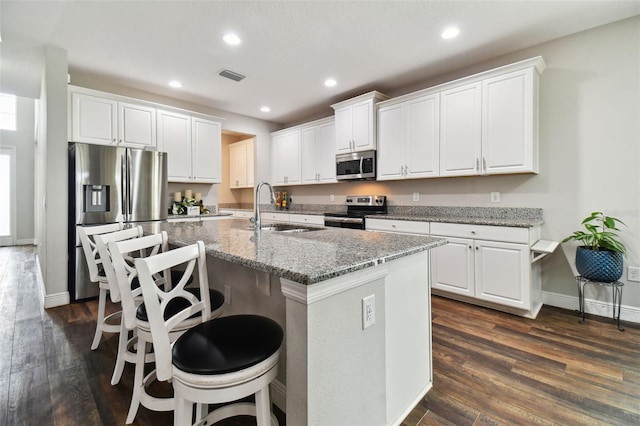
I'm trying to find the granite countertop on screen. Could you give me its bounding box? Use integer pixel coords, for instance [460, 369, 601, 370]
[262, 205, 544, 227]
[167, 212, 233, 219]
[141, 219, 445, 285]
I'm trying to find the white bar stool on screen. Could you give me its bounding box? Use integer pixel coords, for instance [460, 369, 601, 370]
[94, 226, 144, 385]
[109, 234, 225, 424]
[77, 222, 124, 350]
[136, 241, 283, 426]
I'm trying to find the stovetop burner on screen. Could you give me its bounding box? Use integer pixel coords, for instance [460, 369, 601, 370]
[324, 195, 387, 222]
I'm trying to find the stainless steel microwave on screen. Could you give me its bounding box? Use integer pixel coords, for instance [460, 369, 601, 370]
[336, 150, 376, 181]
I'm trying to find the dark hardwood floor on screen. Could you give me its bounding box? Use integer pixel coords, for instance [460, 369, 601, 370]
[2, 245, 639, 425]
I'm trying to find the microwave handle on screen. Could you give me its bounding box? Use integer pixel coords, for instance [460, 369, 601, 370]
[360, 157, 364, 174]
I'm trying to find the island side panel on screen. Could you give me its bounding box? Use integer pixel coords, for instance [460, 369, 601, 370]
[205, 257, 288, 410]
[282, 267, 388, 426]
[384, 251, 433, 424]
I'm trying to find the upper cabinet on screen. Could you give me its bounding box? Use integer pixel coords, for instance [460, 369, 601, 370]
[157, 110, 222, 183]
[271, 129, 301, 185]
[301, 118, 336, 184]
[376, 56, 545, 181]
[377, 93, 440, 180]
[271, 117, 337, 187]
[70, 91, 156, 149]
[69, 86, 223, 184]
[331, 91, 389, 153]
[229, 138, 254, 189]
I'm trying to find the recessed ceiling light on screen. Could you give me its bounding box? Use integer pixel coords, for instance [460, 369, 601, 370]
[223, 33, 241, 45]
[168, 80, 182, 88]
[260, 106, 271, 113]
[441, 26, 460, 40]
[324, 78, 337, 87]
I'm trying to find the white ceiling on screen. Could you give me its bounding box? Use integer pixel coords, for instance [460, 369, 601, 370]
[1, 1, 639, 125]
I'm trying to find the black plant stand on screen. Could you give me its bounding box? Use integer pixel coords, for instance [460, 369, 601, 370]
[576, 275, 624, 331]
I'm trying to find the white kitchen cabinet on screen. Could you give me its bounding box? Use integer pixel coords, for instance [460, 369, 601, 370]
[191, 117, 222, 183]
[157, 109, 192, 181]
[71, 92, 118, 145]
[430, 222, 540, 316]
[377, 94, 439, 181]
[301, 118, 336, 184]
[261, 212, 291, 222]
[481, 68, 538, 175]
[288, 214, 325, 226]
[271, 129, 301, 185]
[219, 209, 254, 219]
[70, 91, 156, 148]
[366, 218, 430, 235]
[439, 82, 482, 177]
[118, 101, 156, 148]
[331, 91, 389, 153]
[440, 66, 541, 177]
[229, 139, 254, 189]
[158, 110, 222, 183]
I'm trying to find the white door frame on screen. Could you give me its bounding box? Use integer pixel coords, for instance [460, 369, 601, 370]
[0, 146, 16, 246]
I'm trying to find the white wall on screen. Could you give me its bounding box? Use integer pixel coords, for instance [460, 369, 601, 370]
[0, 96, 35, 244]
[38, 46, 69, 306]
[282, 17, 640, 308]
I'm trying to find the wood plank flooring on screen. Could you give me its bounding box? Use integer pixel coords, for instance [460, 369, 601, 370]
[2, 245, 639, 426]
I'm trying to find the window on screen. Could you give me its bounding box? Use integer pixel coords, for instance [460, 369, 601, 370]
[0, 93, 17, 131]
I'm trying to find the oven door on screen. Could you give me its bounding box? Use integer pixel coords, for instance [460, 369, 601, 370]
[324, 216, 365, 230]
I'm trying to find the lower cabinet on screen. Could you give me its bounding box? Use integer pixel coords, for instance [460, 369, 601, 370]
[261, 212, 325, 226]
[367, 218, 542, 318]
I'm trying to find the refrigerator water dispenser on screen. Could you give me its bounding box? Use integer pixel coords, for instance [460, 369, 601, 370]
[84, 184, 110, 212]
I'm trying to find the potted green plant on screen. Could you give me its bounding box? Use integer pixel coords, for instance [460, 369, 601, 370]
[562, 211, 626, 282]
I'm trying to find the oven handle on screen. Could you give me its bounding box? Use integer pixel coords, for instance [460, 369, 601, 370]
[324, 217, 364, 224]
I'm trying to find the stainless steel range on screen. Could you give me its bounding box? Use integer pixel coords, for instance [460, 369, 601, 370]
[324, 195, 387, 230]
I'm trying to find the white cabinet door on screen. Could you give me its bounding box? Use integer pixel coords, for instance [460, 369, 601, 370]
[118, 102, 156, 148]
[302, 121, 336, 184]
[229, 139, 254, 188]
[315, 121, 336, 183]
[352, 99, 374, 151]
[406, 94, 439, 178]
[430, 236, 475, 297]
[71, 92, 118, 145]
[377, 104, 404, 180]
[475, 240, 529, 309]
[301, 127, 319, 184]
[192, 117, 221, 183]
[229, 142, 247, 188]
[439, 82, 482, 177]
[158, 110, 192, 182]
[482, 68, 536, 175]
[334, 105, 353, 153]
[272, 131, 301, 185]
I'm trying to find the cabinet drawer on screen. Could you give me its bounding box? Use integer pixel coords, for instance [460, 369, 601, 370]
[288, 214, 324, 226]
[261, 212, 290, 222]
[430, 222, 529, 243]
[366, 218, 430, 235]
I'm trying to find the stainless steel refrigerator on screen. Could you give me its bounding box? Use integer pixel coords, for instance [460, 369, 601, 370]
[68, 142, 168, 301]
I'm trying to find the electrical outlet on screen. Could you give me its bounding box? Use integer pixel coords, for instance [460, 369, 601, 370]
[362, 295, 375, 329]
[413, 192, 420, 202]
[330, 194, 335, 202]
[628, 266, 640, 282]
[491, 192, 501, 203]
[224, 285, 231, 304]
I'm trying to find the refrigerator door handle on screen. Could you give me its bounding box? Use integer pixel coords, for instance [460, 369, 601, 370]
[126, 149, 133, 217]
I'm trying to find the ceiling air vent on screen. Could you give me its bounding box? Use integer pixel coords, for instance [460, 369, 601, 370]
[218, 69, 246, 82]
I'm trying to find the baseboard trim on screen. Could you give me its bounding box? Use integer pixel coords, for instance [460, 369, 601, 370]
[542, 290, 640, 324]
[16, 238, 35, 245]
[270, 379, 286, 413]
[44, 291, 70, 308]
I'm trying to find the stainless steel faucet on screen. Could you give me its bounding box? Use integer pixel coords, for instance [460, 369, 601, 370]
[250, 181, 276, 230]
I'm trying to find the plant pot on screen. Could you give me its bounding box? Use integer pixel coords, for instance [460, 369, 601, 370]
[575, 246, 623, 282]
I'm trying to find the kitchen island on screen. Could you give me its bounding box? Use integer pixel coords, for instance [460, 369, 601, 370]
[142, 219, 445, 425]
